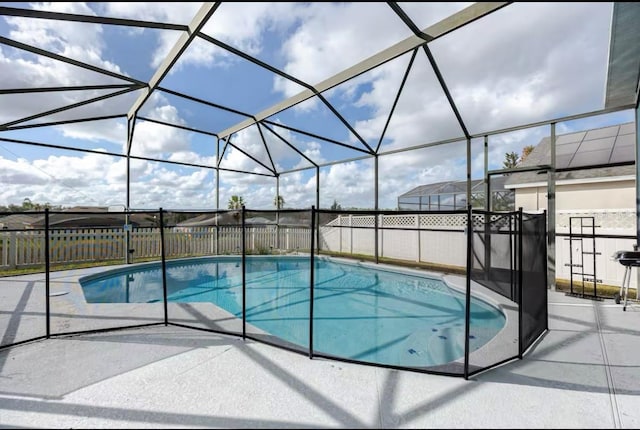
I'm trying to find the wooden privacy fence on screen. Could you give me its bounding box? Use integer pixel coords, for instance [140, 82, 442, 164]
[0, 226, 311, 270]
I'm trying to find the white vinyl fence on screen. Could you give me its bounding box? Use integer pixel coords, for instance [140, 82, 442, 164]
[319, 211, 637, 289]
[319, 213, 469, 269]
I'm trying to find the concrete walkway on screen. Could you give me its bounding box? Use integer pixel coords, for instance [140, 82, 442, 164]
[0, 290, 639, 428]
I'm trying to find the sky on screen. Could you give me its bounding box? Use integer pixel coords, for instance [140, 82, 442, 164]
[0, 2, 635, 211]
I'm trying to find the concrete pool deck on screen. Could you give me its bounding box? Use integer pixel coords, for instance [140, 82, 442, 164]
[1, 269, 640, 428]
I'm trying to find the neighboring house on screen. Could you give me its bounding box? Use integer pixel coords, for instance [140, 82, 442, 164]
[174, 212, 312, 232]
[2, 206, 155, 229]
[0, 214, 40, 230]
[174, 212, 243, 232]
[397, 177, 514, 211]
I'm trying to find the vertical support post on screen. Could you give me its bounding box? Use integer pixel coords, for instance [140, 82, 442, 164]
[591, 217, 597, 299]
[543, 210, 549, 331]
[568, 217, 575, 295]
[484, 137, 492, 282]
[216, 163, 220, 255]
[216, 137, 220, 210]
[276, 175, 280, 250]
[466, 136, 475, 371]
[518, 207, 524, 358]
[466, 137, 472, 207]
[548, 123, 557, 290]
[125, 156, 131, 264]
[215, 137, 220, 256]
[241, 205, 246, 340]
[45, 208, 50, 338]
[464, 205, 473, 380]
[309, 206, 316, 359]
[374, 155, 379, 264]
[635, 104, 640, 290]
[316, 166, 320, 255]
[159, 208, 168, 326]
[484, 136, 489, 211]
[509, 211, 515, 299]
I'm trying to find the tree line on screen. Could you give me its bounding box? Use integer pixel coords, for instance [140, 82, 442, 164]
[228, 195, 347, 211]
[0, 198, 63, 213]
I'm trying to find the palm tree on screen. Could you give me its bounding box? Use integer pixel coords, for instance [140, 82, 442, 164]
[227, 195, 245, 210]
[273, 195, 285, 210]
[503, 151, 520, 169]
[22, 197, 34, 211]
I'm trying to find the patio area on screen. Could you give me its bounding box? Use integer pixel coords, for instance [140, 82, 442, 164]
[0, 288, 639, 429]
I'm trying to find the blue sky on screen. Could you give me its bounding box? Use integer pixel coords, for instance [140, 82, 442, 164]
[0, 2, 634, 210]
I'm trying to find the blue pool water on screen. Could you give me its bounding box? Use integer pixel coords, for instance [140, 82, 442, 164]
[80, 256, 505, 367]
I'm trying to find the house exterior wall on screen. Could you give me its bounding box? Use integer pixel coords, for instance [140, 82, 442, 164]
[514, 187, 546, 211]
[514, 179, 636, 211]
[513, 178, 637, 289]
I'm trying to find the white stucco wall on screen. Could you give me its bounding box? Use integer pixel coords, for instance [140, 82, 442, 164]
[512, 177, 637, 289]
[513, 178, 636, 211]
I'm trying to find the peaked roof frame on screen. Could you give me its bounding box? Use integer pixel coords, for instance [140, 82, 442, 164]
[0, 2, 637, 199]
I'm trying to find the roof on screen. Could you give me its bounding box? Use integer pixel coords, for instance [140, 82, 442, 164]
[0, 213, 40, 229]
[605, 2, 640, 108]
[504, 122, 636, 187]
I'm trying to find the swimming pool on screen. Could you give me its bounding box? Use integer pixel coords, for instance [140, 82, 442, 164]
[80, 256, 506, 368]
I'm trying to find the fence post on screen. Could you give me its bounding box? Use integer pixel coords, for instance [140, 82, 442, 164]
[518, 207, 524, 358]
[349, 214, 353, 254]
[159, 209, 168, 326]
[374, 210, 379, 264]
[416, 214, 420, 262]
[9, 231, 16, 269]
[309, 206, 316, 359]
[379, 214, 384, 260]
[464, 205, 473, 379]
[338, 215, 342, 253]
[241, 206, 246, 340]
[45, 209, 50, 338]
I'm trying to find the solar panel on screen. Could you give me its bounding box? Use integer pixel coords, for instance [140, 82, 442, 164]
[583, 125, 619, 140]
[568, 149, 612, 167]
[556, 132, 585, 145]
[619, 123, 636, 135]
[556, 142, 580, 156]
[555, 154, 573, 169]
[615, 133, 636, 147]
[609, 145, 636, 163]
[579, 136, 615, 152]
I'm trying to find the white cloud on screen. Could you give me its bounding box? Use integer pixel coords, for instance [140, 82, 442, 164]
[168, 2, 303, 72]
[274, 3, 410, 97]
[57, 118, 128, 147]
[0, 156, 49, 185]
